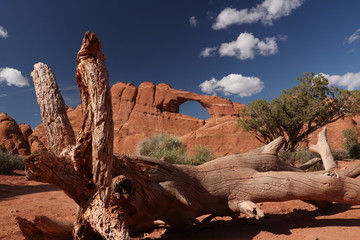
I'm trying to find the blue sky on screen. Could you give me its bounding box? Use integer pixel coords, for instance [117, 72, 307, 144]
[1, 0, 360, 128]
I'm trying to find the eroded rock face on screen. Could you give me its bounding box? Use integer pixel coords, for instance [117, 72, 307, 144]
[308, 117, 360, 149]
[19, 124, 33, 142]
[32, 82, 262, 155]
[0, 113, 31, 155]
[31, 82, 360, 156]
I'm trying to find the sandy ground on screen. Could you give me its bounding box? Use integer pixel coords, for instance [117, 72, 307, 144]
[1, 161, 359, 240]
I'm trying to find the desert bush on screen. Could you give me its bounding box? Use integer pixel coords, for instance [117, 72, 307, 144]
[279, 147, 323, 171]
[137, 133, 215, 165]
[0, 150, 25, 174]
[192, 145, 216, 165]
[137, 133, 189, 164]
[331, 149, 349, 160]
[343, 129, 360, 159]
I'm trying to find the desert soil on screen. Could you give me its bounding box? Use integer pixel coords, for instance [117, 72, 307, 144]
[1, 160, 359, 240]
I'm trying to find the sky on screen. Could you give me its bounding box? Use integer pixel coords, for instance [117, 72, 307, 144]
[1, 0, 360, 128]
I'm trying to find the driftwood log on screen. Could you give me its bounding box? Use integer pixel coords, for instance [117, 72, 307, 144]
[16, 32, 360, 240]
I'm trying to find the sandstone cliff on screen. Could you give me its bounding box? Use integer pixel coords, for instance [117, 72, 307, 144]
[32, 82, 263, 155]
[31, 82, 360, 156]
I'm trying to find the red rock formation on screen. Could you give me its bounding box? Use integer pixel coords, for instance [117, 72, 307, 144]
[31, 82, 360, 156]
[0, 113, 30, 155]
[32, 82, 261, 156]
[19, 124, 32, 144]
[308, 117, 360, 149]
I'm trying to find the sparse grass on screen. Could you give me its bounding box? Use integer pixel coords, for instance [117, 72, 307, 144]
[136, 133, 216, 165]
[0, 149, 25, 175]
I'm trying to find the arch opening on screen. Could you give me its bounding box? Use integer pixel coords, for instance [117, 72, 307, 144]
[179, 101, 210, 120]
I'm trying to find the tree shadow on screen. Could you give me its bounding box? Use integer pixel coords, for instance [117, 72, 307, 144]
[158, 204, 359, 240]
[0, 183, 59, 200]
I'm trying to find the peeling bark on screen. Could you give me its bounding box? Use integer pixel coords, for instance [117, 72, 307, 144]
[75, 32, 114, 206]
[31, 63, 75, 156]
[17, 32, 360, 240]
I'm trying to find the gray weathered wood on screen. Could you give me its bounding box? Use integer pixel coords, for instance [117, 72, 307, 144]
[31, 63, 75, 156]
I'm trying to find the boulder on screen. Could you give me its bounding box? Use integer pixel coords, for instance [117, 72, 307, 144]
[0, 113, 30, 155]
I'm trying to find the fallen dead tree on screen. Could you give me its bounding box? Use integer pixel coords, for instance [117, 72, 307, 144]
[16, 32, 360, 240]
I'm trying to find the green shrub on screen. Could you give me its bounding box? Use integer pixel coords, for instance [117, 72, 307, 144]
[278, 150, 295, 165]
[137, 133, 189, 164]
[192, 145, 216, 165]
[0, 150, 25, 174]
[331, 149, 349, 160]
[279, 147, 323, 171]
[343, 129, 360, 159]
[136, 133, 215, 165]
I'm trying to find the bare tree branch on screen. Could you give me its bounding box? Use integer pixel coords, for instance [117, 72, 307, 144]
[31, 63, 75, 156]
[74, 32, 114, 206]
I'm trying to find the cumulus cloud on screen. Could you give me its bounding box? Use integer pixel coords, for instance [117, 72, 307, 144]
[199, 73, 264, 97]
[199, 47, 218, 57]
[0, 26, 9, 38]
[0, 67, 29, 87]
[321, 72, 360, 90]
[189, 16, 198, 27]
[219, 32, 279, 60]
[212, 0, 305, 30]
[345, 28, 360, 44]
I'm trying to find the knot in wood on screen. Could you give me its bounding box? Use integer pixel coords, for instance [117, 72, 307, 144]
[322, 171, 339, 178]
[112, 176, 133, 200]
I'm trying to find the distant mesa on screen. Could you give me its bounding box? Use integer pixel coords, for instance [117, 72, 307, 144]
[2, 81, 359, 156]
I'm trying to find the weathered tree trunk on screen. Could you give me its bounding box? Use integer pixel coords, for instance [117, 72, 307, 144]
[17, 32, 360, 240]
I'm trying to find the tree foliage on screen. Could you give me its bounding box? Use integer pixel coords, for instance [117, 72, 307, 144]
[239, 73, 360, 151]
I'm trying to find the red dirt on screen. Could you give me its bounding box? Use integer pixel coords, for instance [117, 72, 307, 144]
[1, 161, 360, 240]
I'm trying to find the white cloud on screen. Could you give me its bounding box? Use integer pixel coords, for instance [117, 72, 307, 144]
[199, 73, 264, 97]
[345, 28, 360, 44]
[321, 72, 360, 90]
[199, 47, 218, 57]
[189, 16, 198, 27]
[218, 32, 279, 60]
[212, 0, 305, 30]
[0, 26, 9, 38]
[0, 67, 29, 87]
[0, 93, 7, 98]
